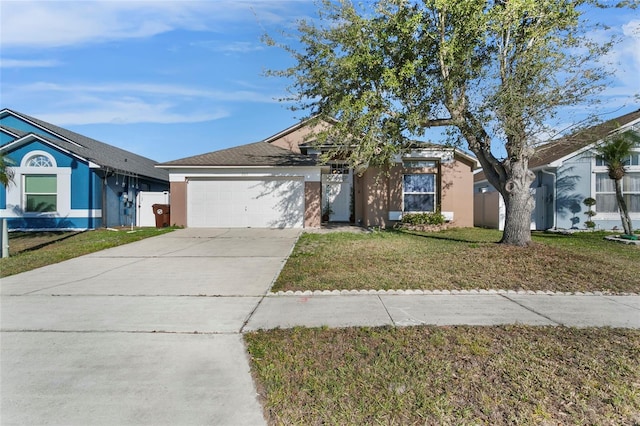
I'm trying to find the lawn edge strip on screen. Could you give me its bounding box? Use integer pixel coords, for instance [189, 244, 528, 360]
[268, 289, 639, 296]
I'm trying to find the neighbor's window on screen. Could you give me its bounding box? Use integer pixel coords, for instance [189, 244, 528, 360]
[595, 153, 640, 167]
[403, 160, 437, 168]
[403, 174, 435, 212]
[625, 173, 640, 213]
[24, 175, 57, 212]
[595, 172, 640, 213]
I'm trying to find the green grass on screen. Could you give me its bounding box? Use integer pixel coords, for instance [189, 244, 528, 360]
[245, 325, 640, 425]
[0, 228, 175, 277]
[273, 228, 640, 294]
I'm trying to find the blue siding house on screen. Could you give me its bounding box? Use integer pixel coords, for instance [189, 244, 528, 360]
[474, 108, 640, 231]
[0, 109, 169, 230]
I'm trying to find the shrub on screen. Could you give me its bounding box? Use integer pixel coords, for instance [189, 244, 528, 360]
[401, 212, 446, 226]
[583, 197, 597, 229]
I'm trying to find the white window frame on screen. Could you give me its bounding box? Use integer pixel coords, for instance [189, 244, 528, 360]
[20, 150, 57, 168]
[402, 159, 437, 168]
[23, 174, 58, 212]
[25, 154, 54, 167]
[592, 147, 640, 219]
[402, 173, 437, 213]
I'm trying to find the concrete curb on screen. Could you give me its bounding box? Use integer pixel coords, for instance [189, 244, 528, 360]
[269, 289, 639, 297]
[604, 235, 640, 245]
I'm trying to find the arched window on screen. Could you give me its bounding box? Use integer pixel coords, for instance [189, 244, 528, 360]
[26, 155, 53, 167]
[20, 151, 58, 212]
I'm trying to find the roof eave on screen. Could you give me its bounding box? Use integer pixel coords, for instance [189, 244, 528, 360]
[546, 113, 640, 167]
[157, 164, 319, 169]
[0, 133, 93, 165]
[405, 146, 480, 169]
[0, 109, 81, 147]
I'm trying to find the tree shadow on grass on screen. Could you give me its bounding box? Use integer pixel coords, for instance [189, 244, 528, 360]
[9, 231, 84, 254]
[399, 229, 501, 244]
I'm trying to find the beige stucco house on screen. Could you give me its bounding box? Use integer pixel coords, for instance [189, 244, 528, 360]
[157, 119, 478, 229]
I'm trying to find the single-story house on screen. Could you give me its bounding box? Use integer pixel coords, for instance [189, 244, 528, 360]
[158, 119, 479, 229]
[474, 108, 640, 230]
[0, 109, 169, 230]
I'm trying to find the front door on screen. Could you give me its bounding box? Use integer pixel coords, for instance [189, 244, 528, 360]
[322, 168, 353, 222]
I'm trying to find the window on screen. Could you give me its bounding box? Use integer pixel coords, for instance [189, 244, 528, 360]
[24, 175, 57, 212]
[26, 155, 53, 167]
[330, 163, 349, 174]
[403, 160, 437, 168]
[625, 173, 640, 212]
[596, 153, 640, 167]
[595, 172, 640, 213]
[403, 174, 435, 212]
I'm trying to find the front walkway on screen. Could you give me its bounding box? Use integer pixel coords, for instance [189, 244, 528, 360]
[304, 223, 371, 233]
[245, 292, 640, 331]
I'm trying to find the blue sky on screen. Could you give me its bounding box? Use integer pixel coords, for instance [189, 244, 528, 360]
[1, 1, 638, 163]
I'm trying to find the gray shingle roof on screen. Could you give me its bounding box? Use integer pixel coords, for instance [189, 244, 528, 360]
[158, 141, 318, 167]
[474, 108, 640, 183]
[0, 109, 168, 182]
[529, 108, 640, 169]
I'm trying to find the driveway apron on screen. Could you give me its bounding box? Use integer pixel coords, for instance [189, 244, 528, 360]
[1, 228, 300, 426]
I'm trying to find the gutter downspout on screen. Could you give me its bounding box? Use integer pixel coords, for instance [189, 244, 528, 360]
[540, 168, 557, 230]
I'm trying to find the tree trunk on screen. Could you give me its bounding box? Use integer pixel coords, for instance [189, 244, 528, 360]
[614, 178, 633, 235]
[500, 185, 534, 246]
[497, 160, 535, 246]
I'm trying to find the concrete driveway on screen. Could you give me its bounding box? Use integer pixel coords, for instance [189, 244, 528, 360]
[1, 228, 300, 426]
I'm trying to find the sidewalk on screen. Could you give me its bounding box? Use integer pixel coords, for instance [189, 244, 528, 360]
[244, 292, 640, 331]
[2, 227, 638, 426]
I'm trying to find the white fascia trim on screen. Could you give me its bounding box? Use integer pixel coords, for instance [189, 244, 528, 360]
[454, 149, 481, 168]
[0, 109, 81, 147]
[548, 143, 598, 168]
[261, 120, 309, 143]
[0, 134, 92, 165]
[169, 166, 322, 182]
[260, 115, 335, 144]
[549, 118, 640, 168]
[0, 127, 20, 138]
[395, 147, 479, 168]
[160, 165, 319, 170]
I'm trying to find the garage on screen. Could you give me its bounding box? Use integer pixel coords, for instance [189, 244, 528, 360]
[187, 177, 305, 228]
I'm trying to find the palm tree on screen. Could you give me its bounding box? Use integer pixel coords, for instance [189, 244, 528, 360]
[0, 153, 15, 187]
[597, 130, 640, 235]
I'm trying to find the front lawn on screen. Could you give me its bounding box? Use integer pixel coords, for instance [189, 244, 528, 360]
[245, 325, 640, 425]
[273, 228, 640, 294]
[0, 228, 174, 277]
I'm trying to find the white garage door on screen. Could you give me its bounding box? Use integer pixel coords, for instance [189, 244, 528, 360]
[187, 177, 305, 228]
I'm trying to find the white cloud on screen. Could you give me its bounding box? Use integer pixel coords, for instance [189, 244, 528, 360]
[1, 2, 170, 48]
[598, 18, 640, 113]
[0, 58, 61, 68]
[617, 20, 640, 87]
[34, 100, 229, 125]
[13, 81, 281, 103]
[0, 1, 310, 49]
[1, 80, 286, 125]
[191, 40, 265, 54]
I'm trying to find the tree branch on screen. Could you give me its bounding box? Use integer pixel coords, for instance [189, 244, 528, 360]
[419, 117, 457, 127]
